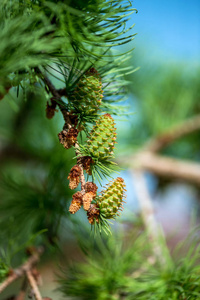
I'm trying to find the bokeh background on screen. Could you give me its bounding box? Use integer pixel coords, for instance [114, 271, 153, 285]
[117, 0, 200, 238]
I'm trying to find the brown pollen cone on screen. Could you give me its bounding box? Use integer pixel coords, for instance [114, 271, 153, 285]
[79, 156, 93, 175]
[85, 67, 100, 77]
[84, 182, 98, 194]
[58, 127, 78, 149]
[69, 112, 79, 127]
[62, 111, 79, 128]
[68, 165, 81, 189]
[46, 100, 57, 119]
[82, 192, 95, 211]
[87, 204, 100, 224]
[69, 191, 83, 214]
[83, 182, 98, 211]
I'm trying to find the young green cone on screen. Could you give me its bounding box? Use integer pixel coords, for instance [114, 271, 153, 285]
[98, 177, 126, 219]
[69, 68, 103, 116]
[85, 113, 117, 161]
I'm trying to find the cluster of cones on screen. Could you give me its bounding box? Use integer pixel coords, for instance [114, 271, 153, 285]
[67, 165, 126, 224]
[45, 67, 126, 226]
[67, 165, 100, 224]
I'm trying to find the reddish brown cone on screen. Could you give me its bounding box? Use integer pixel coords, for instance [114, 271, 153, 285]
[58, 127, 78, 149]
[69, 191, 83, 214]
[87, 204, 100, 224]
[67, 165, 82, 189]
[79, 156, 93, 175]
[82, 182, 98, 211]
[84, 182, 98, 194]
[46, 100, 57, 119]
[82, 192, 95, 211]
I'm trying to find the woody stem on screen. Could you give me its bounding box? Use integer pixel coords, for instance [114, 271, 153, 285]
[39, 70, 86, 193]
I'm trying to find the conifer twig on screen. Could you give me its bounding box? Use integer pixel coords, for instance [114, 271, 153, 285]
[26, 270, 42, 300]
[0, 247, 43, 294]
[15, 278, 28, 300]
[40, 71, 86, 192]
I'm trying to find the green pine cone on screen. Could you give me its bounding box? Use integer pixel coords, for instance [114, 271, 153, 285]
[69, 68, 103, 116]
[85, 113, 117, 161]
[98, 177, 126, 219]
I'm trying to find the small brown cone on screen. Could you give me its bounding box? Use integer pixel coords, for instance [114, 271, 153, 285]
[68, 165, 82, 189]
[87, 204, 100, 224]
[84, 182, 98, 194]
[46, 100, 57, 119]
[82, 192, 95, 211]
[69, 191, 83, 214]
[79, 156, 93, 175]
[58, 127, 78, 149]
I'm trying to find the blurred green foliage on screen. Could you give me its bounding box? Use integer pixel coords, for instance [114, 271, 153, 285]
[59, 227, 200, 300]
[0, 88, 75, 272]
[123, 60, 200, 160]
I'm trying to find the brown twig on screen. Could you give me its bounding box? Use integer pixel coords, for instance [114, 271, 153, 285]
[133, 170, 167, 265]
[26, 270, 42, 300]
[40, 71, 86, 193]
[145, 114, 200, 153]
[134, 151, 200, 185]
[74, 144, 86, 190]
[118, 113, 200, 185]
[0, 247, 44, 294]
[15, 278, 28, 300]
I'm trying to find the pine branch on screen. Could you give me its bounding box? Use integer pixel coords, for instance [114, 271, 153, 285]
[15, 278, 28, 300]
[40, 71, 86, 193]
[26, 270, 42, 300]
[0, 247, 43, 294]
